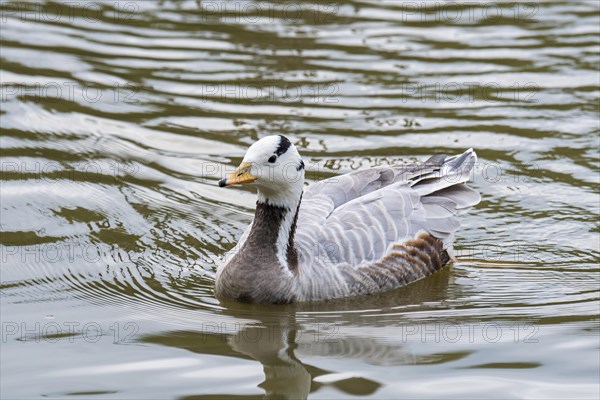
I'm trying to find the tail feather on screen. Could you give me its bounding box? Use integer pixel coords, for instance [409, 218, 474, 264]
[411, 149, 477, 197]
[429, 184, 481, 214]
[410, 149, 480, 249]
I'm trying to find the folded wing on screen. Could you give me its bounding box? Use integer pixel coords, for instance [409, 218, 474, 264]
[295, 149, 480, 267]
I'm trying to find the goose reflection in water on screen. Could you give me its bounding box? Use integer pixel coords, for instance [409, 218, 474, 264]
[141, 268, 460, 399]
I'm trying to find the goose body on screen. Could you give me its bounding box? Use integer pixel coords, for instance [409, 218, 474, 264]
[215, 135, 480, 303]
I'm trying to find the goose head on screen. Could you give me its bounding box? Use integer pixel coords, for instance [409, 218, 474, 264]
[219, 135, 305, 208]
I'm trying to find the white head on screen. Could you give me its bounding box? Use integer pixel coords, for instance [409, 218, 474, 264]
[219, 135, 305, 208]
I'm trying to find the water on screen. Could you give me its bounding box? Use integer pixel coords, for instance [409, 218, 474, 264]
[1, 1, 599, 398]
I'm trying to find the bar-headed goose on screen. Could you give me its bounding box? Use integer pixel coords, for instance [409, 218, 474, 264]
[215, 135, 480, 303]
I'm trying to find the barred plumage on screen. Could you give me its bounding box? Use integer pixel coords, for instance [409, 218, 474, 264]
[215, 135, 480, 303]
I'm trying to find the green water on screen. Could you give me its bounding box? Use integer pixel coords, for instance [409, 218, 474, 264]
[1, 1, 599, 399]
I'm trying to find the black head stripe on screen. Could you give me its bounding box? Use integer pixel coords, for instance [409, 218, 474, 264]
[275, 135, 291, 157]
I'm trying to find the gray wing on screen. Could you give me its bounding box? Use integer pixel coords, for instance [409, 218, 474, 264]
[295, 149, 480, 267]
[295, 155, 444, 244]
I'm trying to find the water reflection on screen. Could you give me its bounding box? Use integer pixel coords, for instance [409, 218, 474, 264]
[142, 321, 385, 398]
[1, 0, 599, 398]
[140, 270, 459, 398]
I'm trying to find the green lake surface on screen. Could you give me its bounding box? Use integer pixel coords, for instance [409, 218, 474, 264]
[1, 1, 599, 399]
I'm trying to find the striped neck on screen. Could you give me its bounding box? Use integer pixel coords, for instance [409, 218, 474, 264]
[245, 193, 302, 274]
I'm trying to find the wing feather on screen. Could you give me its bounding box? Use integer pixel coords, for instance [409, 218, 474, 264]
[295, 149, 479, 270]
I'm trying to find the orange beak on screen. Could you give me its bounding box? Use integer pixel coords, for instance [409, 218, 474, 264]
[218, 162, 257, 187]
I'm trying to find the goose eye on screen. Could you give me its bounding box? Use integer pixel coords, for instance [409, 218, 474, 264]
[268, 155, 277, 163]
